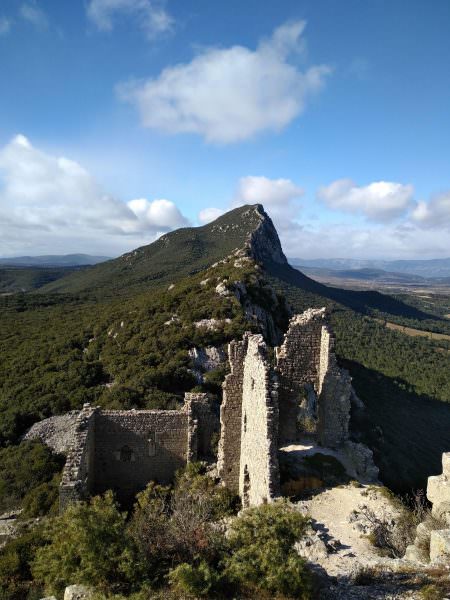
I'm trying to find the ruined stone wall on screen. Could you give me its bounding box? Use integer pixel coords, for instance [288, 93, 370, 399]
[184, 392, 219, 460]
[217, 337, 248, 493]
[93, 410, 189, 504]
[276, 308, 327, 442]
[239, 334, 280, 507]
[59, 405, 97, 511]
[317, 353, 352, 448]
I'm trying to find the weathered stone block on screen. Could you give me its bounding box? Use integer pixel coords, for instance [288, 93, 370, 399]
[442, 452, 450, 477]
[428, 475, 450, 514]
[430, 529, 450, 563]
[64, 585, 93, 600]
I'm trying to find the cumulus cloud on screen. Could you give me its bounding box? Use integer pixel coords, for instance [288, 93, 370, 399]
[0, 135, 188, 256]
[20, 2, 49, 30]
[87, 0, 173, 40]
[119, 21, 331, 143]
[198, 207, 225, 225]
[317, 178, 414, 222]
[0, 17, 12, 36]
[412, 192, 450, 229]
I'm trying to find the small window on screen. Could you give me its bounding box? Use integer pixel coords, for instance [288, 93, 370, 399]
[243, 413, 247, 433]
[148, 431, 156, 457]
[119, 445, 134, 462]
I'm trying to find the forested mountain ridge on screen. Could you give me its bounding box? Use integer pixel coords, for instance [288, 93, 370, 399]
[40, 205, 287, 296]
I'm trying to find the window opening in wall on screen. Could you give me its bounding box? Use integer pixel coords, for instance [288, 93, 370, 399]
[243, 413, 247, 433]
[119, 445, 134, 462]
[148, 431, 156, 457]
[243, 465, 250, 506]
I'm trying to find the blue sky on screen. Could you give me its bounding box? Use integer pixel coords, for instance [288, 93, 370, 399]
[0, 0, 450, 259]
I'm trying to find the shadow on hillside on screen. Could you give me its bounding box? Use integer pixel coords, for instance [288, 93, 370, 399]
[266, 261, 441, 321]
[342, 359, 450, 493]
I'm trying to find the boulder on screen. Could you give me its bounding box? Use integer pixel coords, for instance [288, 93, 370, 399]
[64, 585, 93, 600]
[429, 529, 450, 563]
[404, 543, 426, 563]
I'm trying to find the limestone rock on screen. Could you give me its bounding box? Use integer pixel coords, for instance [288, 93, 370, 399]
[340, 441, 379, 483]
[40, 596, 57, 600]
[295, 531, 329, 562]
[430, 529, 450, 563]
[64, 585, 93, 600]
[404, 543, 426, 563]
[188, 346, 226, 372]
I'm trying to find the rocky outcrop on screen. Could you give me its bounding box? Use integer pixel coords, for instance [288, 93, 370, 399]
[188, 346, 226, 372]
[64, 585, 93, 600]
[246, 205, 287, 265]
[405, 452, 450, 564]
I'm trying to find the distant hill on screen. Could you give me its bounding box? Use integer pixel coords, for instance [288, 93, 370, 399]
[0, 266, 81, 293]
[0, 254, 110, 267]
[290, 257, 450, 278]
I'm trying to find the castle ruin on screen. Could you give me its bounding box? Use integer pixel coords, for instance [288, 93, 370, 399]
[58, 308, 358, 510]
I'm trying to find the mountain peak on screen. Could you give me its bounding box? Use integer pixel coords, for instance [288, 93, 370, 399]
[40, 204, 287, 296]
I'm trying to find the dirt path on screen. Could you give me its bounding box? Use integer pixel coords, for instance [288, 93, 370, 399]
[295, 484, 400, 577]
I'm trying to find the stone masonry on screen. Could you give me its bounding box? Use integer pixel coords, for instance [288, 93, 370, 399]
[218, 308, 354, 507]
[276, 309, 350, 446]
[239, 334, 280, 506]
[60, 393, 217, 510]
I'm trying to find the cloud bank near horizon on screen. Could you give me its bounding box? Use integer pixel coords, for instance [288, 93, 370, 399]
[1, 135, 450, 260]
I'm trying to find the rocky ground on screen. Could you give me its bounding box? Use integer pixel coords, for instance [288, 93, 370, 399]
[293, 483, 450, 599]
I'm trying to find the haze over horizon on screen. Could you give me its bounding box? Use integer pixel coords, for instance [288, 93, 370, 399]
[1, 0, 450, 260]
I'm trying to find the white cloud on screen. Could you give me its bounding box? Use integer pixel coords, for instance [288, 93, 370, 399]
[0, 17, 12, 36]
[119, 21, 331, 143]
[412, 192, 450, 229]
[198, 207, 225, 225]
[284, 222, 450, 261]
[87, 0, 173, 40]
[0, 135, 188, 256]
[20, 2, 48, 31]
[317, 178, 414, 222]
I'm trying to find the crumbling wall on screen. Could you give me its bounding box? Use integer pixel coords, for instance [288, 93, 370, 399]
[59, 405, 97, 511]
[276, 308, 328, 442]
[317, 360, 352, 448]
[94, 410, 189, 504]
[184, 392, 219, 460]
[217, 337, 248, 493]
[239, 335, 280, 507]
[59, 394, 219, 509]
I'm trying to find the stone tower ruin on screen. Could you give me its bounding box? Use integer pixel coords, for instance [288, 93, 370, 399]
[218, 308, 353, 507]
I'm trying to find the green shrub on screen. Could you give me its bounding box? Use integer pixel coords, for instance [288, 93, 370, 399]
[0, 524, 46, 600]
[169, 561, 220, 597]
[32, 492, 139, 596]
[225, 502, 312, 599]
[0, 441, 64, 513]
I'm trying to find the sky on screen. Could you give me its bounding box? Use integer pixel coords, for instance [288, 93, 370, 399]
[0, 0, 450, 260]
